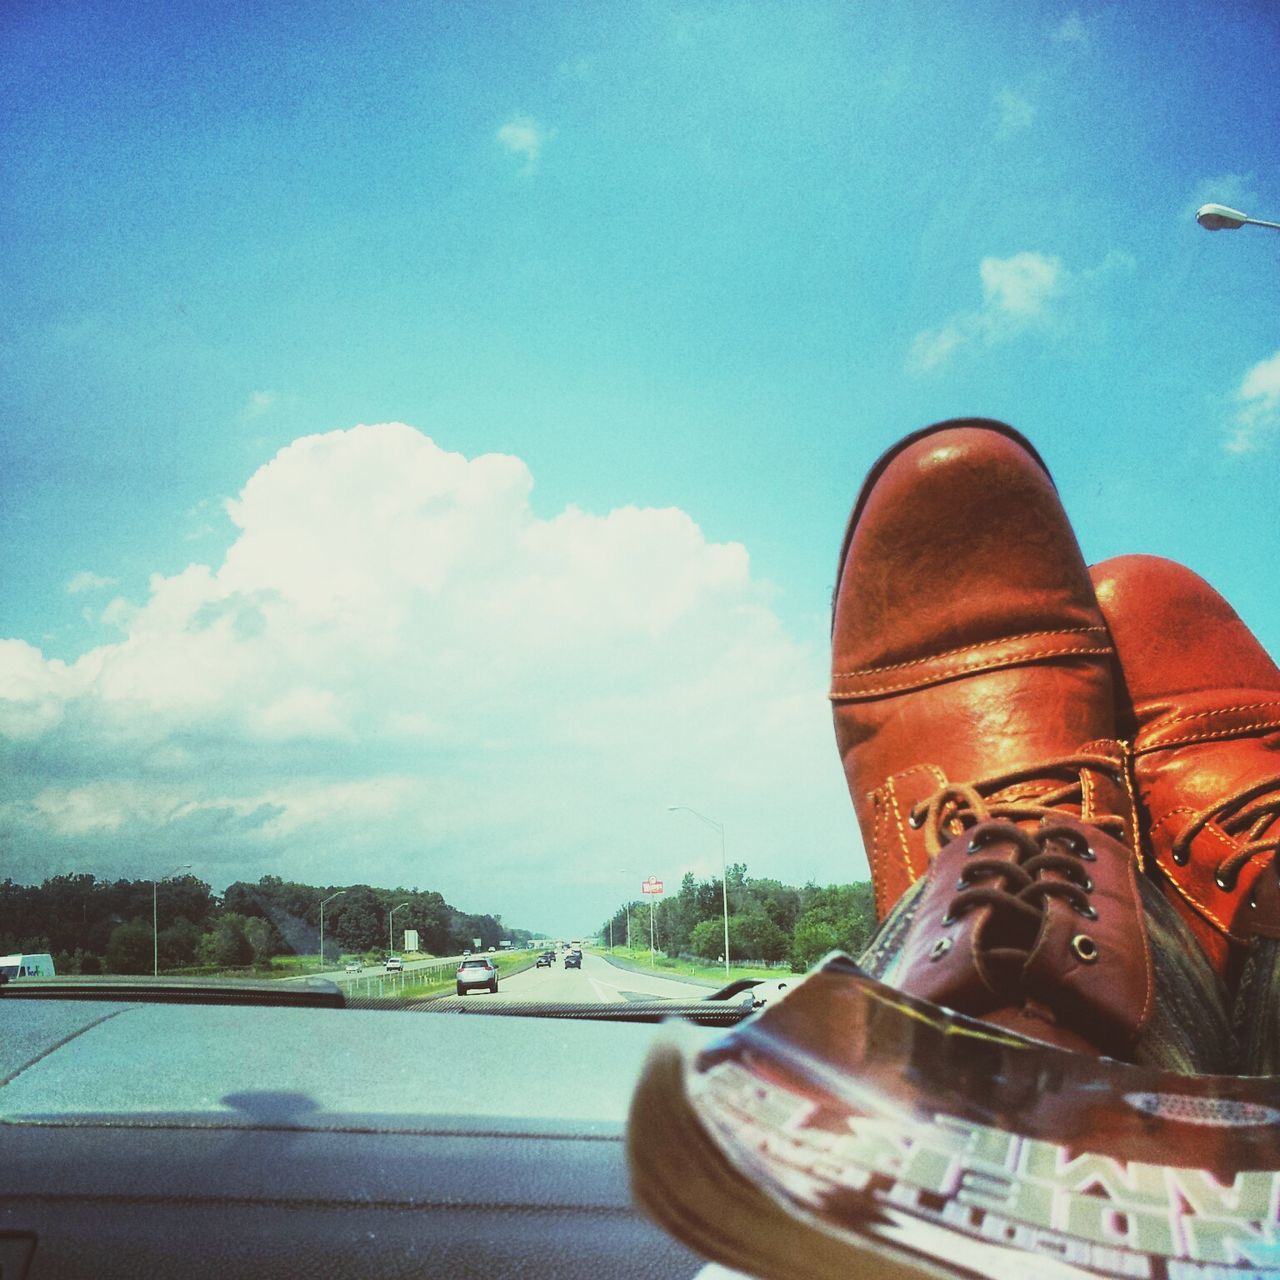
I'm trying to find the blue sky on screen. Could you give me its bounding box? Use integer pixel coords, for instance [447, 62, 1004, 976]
[2, 1, 1278, 937]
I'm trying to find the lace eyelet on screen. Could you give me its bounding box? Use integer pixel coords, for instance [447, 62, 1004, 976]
[940, 911, 957, 927]
[955, 876, 971, 892]
[1078, 844, 1097, 863]
[1075, 904, 1098, 920]
[1171, 847, 1190, 867]
[908, 809, 924, 829]
[929, 937, 952, 961]
[1079, 874, 1094, 893]
[1071, 934, 1099, 963]
[1214, 869, 1239, 892]
[966, 834, 989, 855]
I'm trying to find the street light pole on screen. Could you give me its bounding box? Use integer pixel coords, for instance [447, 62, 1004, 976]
[152, 863, 192, 977]
[1196, 203, 1280, 233]
[319, 891, 346, 970]
[668, 806, 730, 977]
[389, 901, 409, 954]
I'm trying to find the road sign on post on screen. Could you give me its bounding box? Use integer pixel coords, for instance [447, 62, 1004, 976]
[642, 877, 664, 961]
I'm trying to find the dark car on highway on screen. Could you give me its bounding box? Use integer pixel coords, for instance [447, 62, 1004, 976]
[564, 951, 582, 970]
[536, 951, 554, 967]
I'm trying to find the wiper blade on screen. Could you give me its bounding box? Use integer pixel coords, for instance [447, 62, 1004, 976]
[0, 976, 345, 1009]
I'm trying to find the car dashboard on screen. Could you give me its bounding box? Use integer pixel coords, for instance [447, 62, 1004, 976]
[0, 995, 721, 1278]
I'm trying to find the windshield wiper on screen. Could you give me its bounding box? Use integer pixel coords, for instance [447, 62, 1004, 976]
[0, 976, 345, 1009]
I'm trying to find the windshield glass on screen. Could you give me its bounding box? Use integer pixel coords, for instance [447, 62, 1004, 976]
[2, 5, 1277, 1005]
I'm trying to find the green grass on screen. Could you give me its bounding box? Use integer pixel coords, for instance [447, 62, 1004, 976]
[593, 945, 788, 984]
[335, 951, 537, 1004]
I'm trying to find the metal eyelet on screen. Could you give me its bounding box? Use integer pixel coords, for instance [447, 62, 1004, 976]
[1171, 847, 1190, 867]
[1215, 869, 1239, 892]
[955, 876, 971, 892]
[929, 937, 952, 961]
[1078, 844, 1097, 863]
[1078, 874, 1094, 893]
[908, 809, 924, 829]
[1075, 904, 1098, 920]
[1071, 934, 1099, 963]
[940, 911, 957, 927]
[965, 833, 988, 854]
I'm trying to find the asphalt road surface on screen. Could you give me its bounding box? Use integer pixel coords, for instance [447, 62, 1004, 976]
[481, 951, 713, 1004]
[301, 949, 715, 1004]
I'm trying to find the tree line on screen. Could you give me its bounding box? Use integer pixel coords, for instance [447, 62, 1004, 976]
[0, 873, 532, 976]
[601, 864, 877, 972]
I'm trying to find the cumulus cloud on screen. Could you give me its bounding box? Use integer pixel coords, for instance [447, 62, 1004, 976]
[67, 571, 117, 595]
[496, 116, 552, 174]
[908, 249, 1132, 372]
[0, 425, 853, 928]
[1225, 351, 1280, 454]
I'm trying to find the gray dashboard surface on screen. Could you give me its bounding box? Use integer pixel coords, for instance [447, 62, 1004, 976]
[0, 999, 719, 1279]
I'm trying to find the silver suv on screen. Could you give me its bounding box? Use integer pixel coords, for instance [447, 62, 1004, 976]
[456, 957, 498, 996]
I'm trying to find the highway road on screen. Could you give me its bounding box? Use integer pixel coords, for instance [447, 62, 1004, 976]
[482, 950, 714, 1004]
[301, 948, 719, 1004]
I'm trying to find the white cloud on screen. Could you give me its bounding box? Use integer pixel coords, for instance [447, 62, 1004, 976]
[907, 249, 1133, 373]
[980, 252, 1061, 316]
[995, 89, 1035, 136]
[496, 116, 552, 174]
[0, 424, 855, 929]
[909, 251, 1064, 371]
[67, 570, 117, 595]
[240, 390, 278, 420]
[1225, 350, 1280, 454]
[1052, 12, 1089, 45]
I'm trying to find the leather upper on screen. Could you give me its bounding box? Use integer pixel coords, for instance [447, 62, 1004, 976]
[829, 421, 1153, 1057]
[895, 816, 1154, 1058]
[831, 421, 1132, 919]
[1092, 555, 1280, 976]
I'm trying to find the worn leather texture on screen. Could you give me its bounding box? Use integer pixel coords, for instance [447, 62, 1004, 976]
[890, 816, 1153, 1057]
[1092, 554, 1280, 980]
[830, 420, 1130, 919]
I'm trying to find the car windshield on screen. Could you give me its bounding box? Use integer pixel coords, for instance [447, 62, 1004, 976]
[3, 7, 1278, 1007]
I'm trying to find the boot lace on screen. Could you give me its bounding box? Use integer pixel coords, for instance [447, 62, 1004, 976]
[1172, 774, 1280, 893]
[906, 753, 1128, 857]
[907, 754, 1127, 980]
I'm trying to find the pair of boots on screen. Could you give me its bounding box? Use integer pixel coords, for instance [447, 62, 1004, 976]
[830, 420, 1280, 1072]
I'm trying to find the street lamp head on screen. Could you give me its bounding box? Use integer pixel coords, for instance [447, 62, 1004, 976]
[1196, 203, 1248, 231]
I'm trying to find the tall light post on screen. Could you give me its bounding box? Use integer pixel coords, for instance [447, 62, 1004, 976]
[389, 901, 409, 954]
[668, 805, 730, 977]
[319, 890, 346, 970]
[1196, 203, 1280, 234]
[152, 863, 192, 977]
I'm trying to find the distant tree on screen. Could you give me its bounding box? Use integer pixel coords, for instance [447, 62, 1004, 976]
[157, 918, 202, 969]
[243, 915, 283, 963]
[201, 914, 254, 968]
[334, 887, 382, 953]
[105, 922, 154, 974]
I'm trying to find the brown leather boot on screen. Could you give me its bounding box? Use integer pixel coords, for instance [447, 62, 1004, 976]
[1091, 554, 1280, 984]
[832, 420, 1152, 1057]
